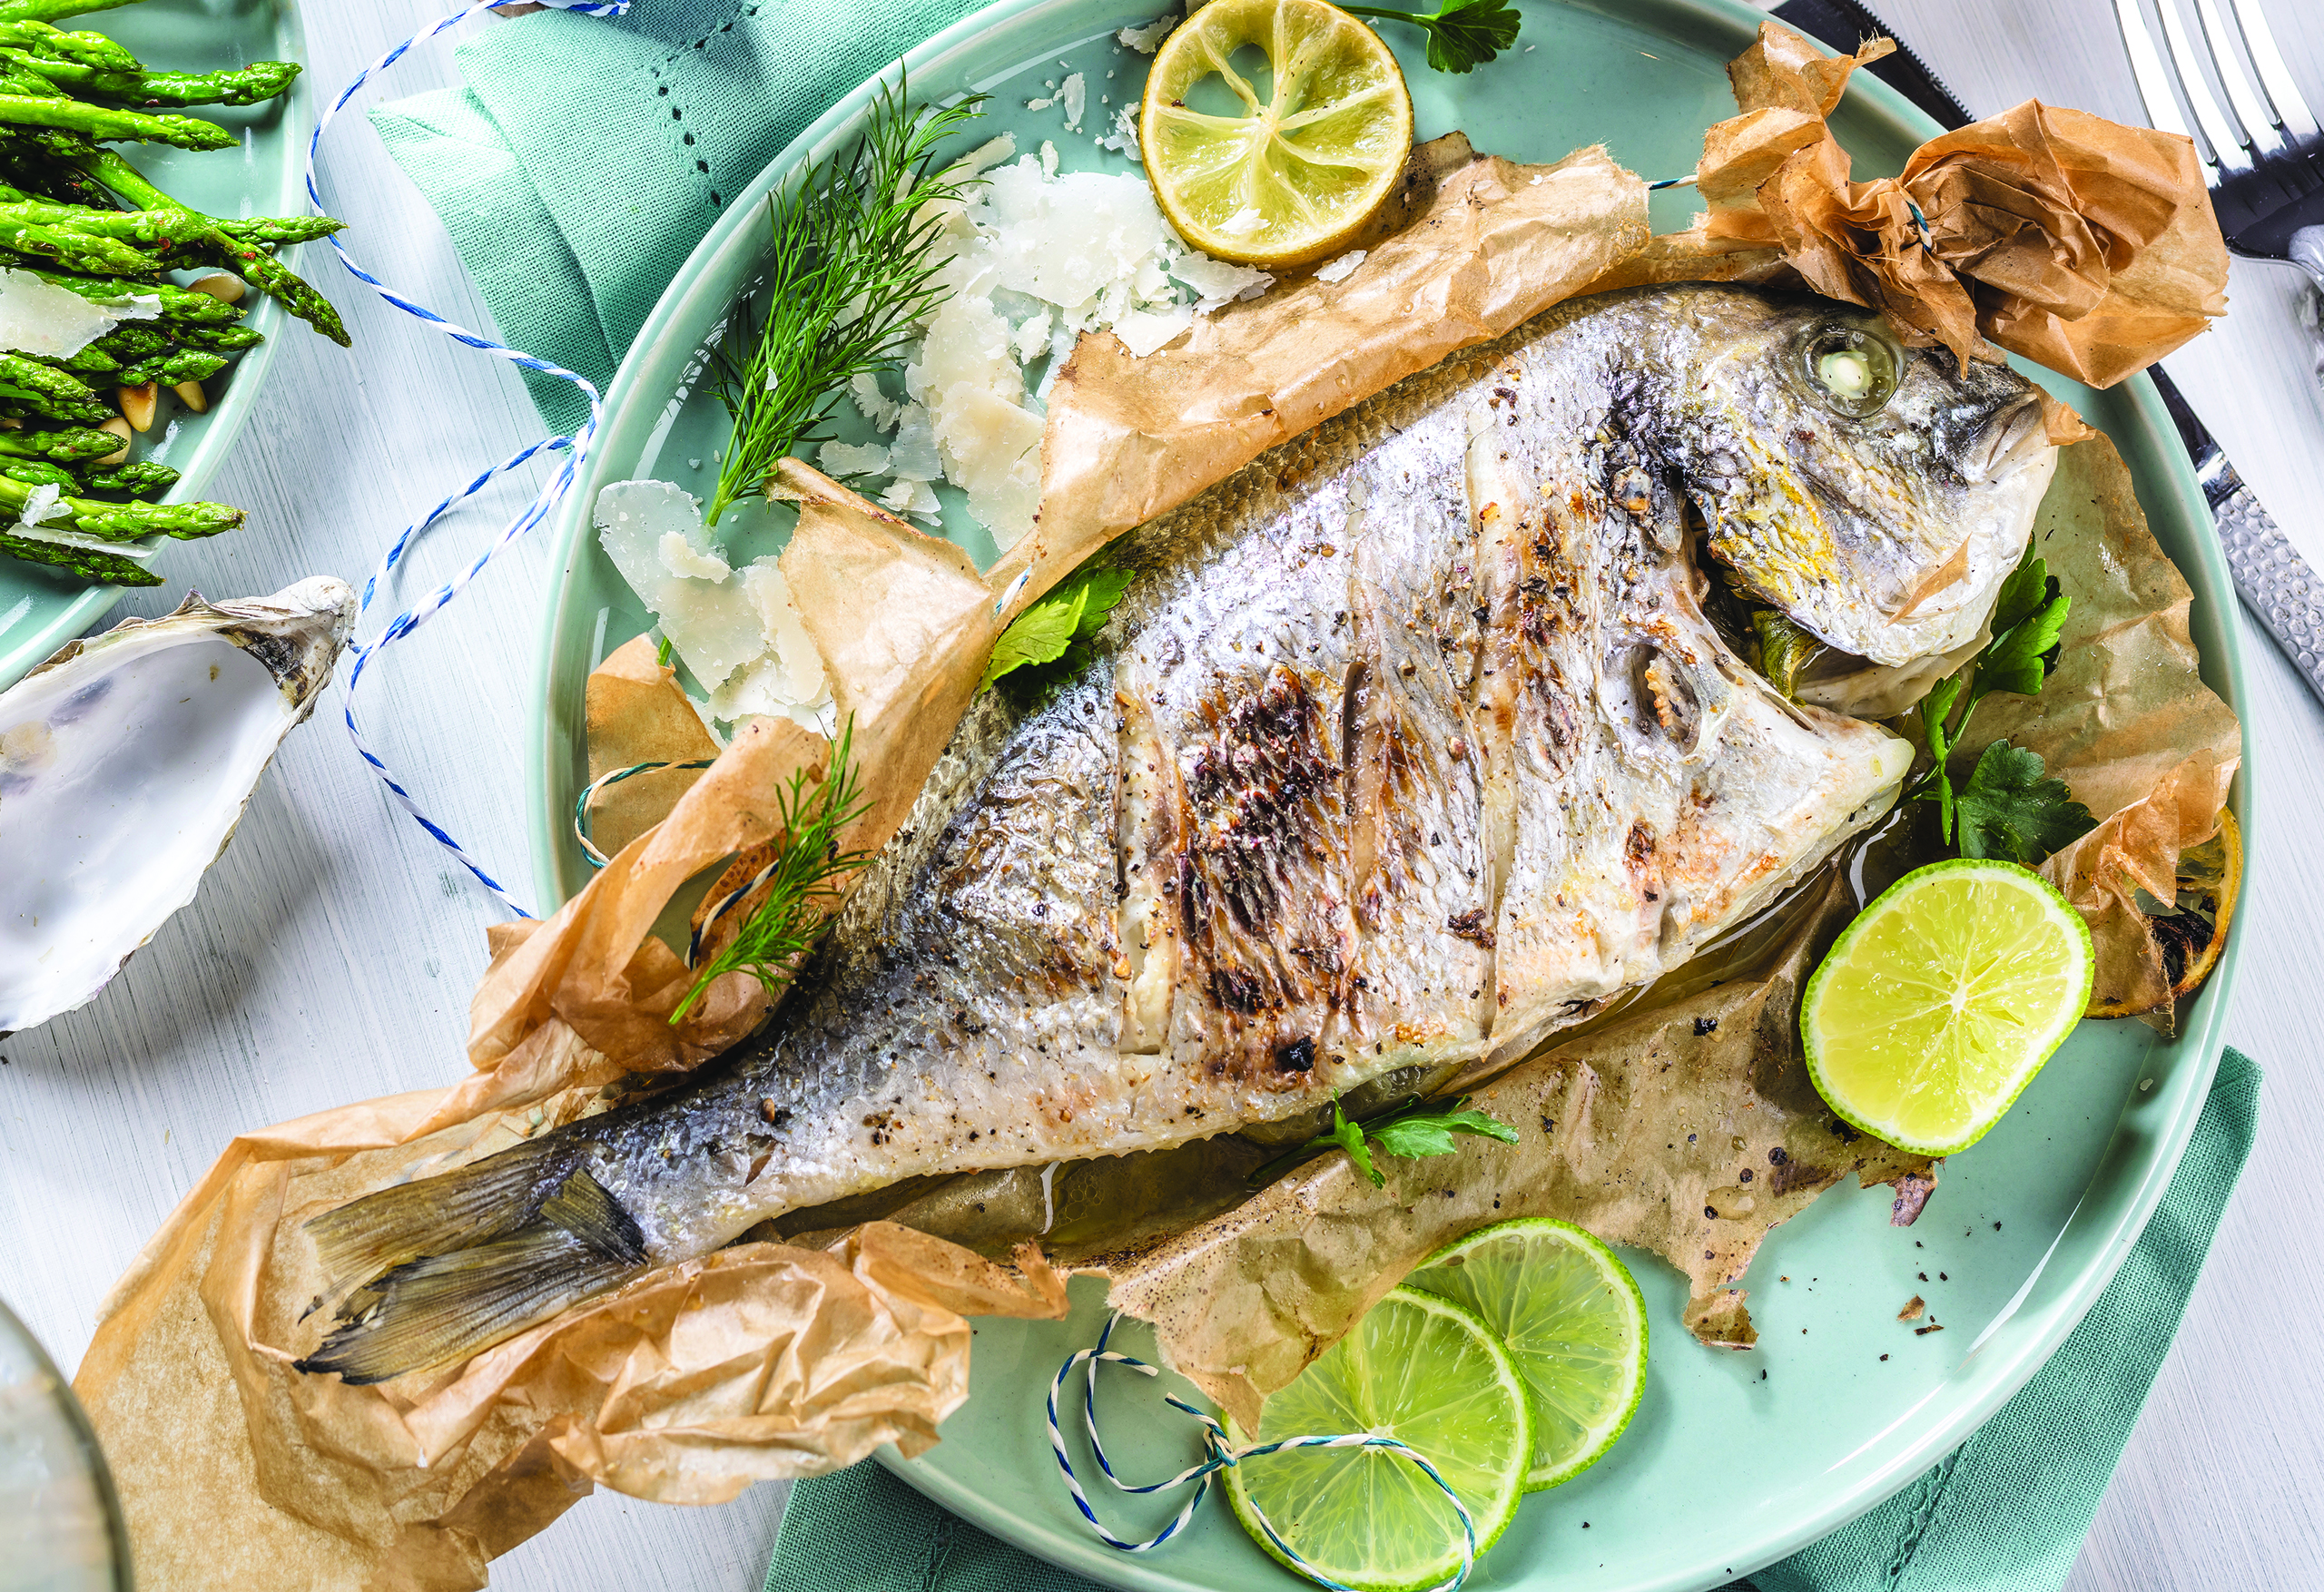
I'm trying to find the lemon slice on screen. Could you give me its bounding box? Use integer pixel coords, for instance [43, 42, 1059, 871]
[1803, 859, 2093, 1156]
[1405, 1217, 1649, 1490]
[1222, 1286, 1530, 1592]
[1138, 0, 1413, 268]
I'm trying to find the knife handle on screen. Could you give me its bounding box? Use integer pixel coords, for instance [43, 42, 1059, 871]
[2208, 456, 2324, 704]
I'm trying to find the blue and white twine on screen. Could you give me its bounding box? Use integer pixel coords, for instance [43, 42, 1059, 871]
[1049, 1313, 1480, 1591]
[309, 0, 630, 918]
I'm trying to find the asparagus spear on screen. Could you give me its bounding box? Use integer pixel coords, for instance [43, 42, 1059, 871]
[115, 345, 222, 385]
[28, 336, 113, 373]
[0, 524, 155, 584]
[0, 349, 105, 419]
[0, 93, 233, 150]
[3, 52, 300, 108]
[0, 20, 135, 71]
[0, 206, 153, 270]
[0, 3, 135, 29]
[30, 268, 242, 323]
[83, 457, 171, 496]
[166, 321, 261, 351]
[74, 148, 348, 343]
[0, 422, 118, 462]
[0, 470, 239, 538]
[0, 455, 68, 486]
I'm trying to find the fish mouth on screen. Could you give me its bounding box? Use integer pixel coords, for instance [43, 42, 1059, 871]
[1960, 394, 2050, 484]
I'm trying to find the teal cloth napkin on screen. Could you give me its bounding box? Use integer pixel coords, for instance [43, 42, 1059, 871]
[763, 1049, 2260, 1592]
[370, 0, 989, 433]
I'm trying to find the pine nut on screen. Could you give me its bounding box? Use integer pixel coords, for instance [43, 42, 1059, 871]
[188, 271, 247, 303]
[96, 416, 131, 466]
[172, 379, 208, 414]
[118, 383, 156, 433]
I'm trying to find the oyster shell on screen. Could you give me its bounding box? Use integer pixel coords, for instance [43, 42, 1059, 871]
[0, 577, 354, 1035]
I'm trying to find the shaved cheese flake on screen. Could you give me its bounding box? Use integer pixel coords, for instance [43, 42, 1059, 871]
[0, 268, 158, 359]
[1113, 303, 1193, 357]
[889, 405, 942, 481]
[1059, 73, 1087, 133]
[1216, 205, 1265, 238]
[1118, 13, 1177, 51]
[934, 383, 1042, 549]
[595, 480, 763, 687]
[1314, 249, 1367, 284]
[15, 481, 67, 531]
[1170, 252, 1272, 312]
[818, 440, 891, 478]
[879, 477, 943, 520]
[1098, 104, 1142, 161]
[1013, 308, 1055, 365]
[851, 372, 905, 431]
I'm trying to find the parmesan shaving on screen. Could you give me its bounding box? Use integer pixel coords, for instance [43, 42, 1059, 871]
[817, 440, 891, 478]
[0, 268, 159, 359]
[1314, 249, 1368, 284]
[1117, 13, 1177, 51]
[1059, 73, 1087, 133]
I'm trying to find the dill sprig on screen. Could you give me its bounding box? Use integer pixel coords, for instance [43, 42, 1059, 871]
[705, 81, 988, 524]
[671, 722, 875, 1024]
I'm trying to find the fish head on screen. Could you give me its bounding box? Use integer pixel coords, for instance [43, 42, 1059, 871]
[1655, 290, 2060, 667]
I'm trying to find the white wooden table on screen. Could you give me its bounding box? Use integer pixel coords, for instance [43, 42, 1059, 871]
[0, 1, 2317, 1587]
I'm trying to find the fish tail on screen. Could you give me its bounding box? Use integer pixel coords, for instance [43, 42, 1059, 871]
[295, 1153, 647, 1386]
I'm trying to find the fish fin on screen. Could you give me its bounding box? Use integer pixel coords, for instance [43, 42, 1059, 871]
[303, 1138, 574, 1294]
[294, 1166, 647, 1385]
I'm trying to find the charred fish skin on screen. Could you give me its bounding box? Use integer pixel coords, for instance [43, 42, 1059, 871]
[298, 286, 2058, 1381]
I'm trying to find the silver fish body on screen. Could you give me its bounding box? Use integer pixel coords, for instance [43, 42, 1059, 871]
[300, 286, 2057, 1382]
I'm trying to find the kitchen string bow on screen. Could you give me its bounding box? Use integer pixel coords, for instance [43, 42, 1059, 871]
[310, 0, 630, 918]
[1049, 1313, 1480, 1591]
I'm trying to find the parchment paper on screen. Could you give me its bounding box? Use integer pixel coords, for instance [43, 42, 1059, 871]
[1641, 24, 2227, 388]
[76, 70, 2242, 1583]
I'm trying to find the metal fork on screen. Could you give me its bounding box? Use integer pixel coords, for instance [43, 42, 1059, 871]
[2113, 0, 2324, 349]
[2109, 0, 2324, 706]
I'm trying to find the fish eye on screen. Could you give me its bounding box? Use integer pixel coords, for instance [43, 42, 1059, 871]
[1799, 326, 1900, 418]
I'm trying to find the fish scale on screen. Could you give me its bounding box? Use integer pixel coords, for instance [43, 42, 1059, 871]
[296, 285, 2059, 1384]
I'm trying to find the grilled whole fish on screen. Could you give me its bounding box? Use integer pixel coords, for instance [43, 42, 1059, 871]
[299, 286, 2059, 1383]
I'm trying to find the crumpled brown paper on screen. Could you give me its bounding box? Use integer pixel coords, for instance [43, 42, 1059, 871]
[1974, 437, 2241, 1017]
[582, 634, 720, 860]
[998, 134, 1649, 602]
[1643, 24, 2227, 389]
[73, 1076, 1065, 1592]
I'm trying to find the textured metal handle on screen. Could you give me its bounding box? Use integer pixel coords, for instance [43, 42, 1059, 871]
[2294, 226, 2324, 398]
[2210, 459, 2324, 704]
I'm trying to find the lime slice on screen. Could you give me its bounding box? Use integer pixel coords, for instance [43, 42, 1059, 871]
[1404, 1217, 1648, 1490]
[1803, 858, 2093, 1156]
[1222, 1286, 1530, 1591]
[1139, 0, 1413, 268]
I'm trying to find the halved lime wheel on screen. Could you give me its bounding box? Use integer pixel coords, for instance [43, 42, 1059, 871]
[1221, 1286, 1530, 1592]
[1405, 1217, 1649, 1489]
[1138, 0, 1413, 268]
[1803, 858, 2093, 1155]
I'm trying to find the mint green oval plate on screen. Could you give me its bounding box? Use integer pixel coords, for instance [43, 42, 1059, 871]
[527, 1, 2250, 1587]
[0, 0, 311, 687]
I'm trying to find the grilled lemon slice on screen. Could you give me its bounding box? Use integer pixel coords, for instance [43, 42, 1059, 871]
[1138, 0, 1413, 268]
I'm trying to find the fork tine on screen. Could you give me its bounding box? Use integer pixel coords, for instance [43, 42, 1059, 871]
[2156, 0, 2253, 172]
[2114, 0, 2198, 146]
[2226, 0, 2321, 141]
[2194, 0, 2286, 155]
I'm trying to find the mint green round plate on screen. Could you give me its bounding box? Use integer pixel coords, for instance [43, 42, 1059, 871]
[527, 2, 2249, 1587]
[0, 0, 312, 687]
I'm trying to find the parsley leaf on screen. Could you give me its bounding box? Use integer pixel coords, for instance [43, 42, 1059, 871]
[1343, 0, 1522, 73]
[1312, 1096, 1381, 1186]
[1906, 545, 2083, 861]
[1266, 1093, 1521, 1188]
[1954, 742, 2095, 864]
[1368, 1100, 1522, 1158]
[980, 561, 1133, 696]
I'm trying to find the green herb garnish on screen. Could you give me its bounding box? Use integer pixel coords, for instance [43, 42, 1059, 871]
[705, 81, 987, 524]
[1255, 1093, 1520, 1188]
[1342, 0, 1522, 74]
[671, 722, 875, 1024]
[981, 556, 1133, 699]
[1909, 545, 2093, 865]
